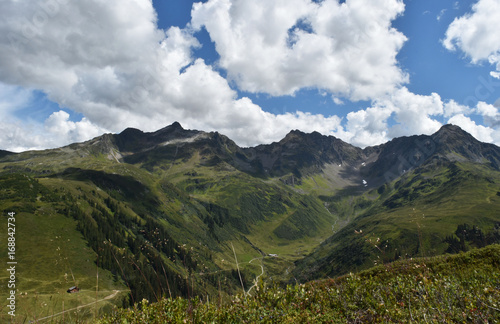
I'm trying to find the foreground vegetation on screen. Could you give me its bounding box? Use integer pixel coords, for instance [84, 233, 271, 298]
[99, 244, 500, 323]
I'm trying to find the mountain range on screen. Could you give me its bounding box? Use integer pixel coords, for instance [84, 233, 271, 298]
[1, 122, 499, 321]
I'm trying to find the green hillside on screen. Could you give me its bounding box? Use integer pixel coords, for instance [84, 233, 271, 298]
[0, 174, 128, 323]
[98, 244, 500, 323]
[294, 160, 500, 281]
[1, 123, 500, 322]
[0, 131, 339, 322]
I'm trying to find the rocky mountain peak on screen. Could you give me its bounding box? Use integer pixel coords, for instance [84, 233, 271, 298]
[432, 124, 477, 144]
[152, 121, 185, 135]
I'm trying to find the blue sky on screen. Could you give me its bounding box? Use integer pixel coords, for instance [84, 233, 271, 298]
[393, 1, 497, 108]
[153, 0, 498, 122]
[153, 0, 494, 118]
[0, 0, 499, 151]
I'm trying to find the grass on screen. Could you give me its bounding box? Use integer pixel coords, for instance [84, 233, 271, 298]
[155, 156, 340, 282]
[0, 209, 126, 323]
[0, 174, 128, 323]
[97, 244, 500, 323]
[294, 161, 500, 281]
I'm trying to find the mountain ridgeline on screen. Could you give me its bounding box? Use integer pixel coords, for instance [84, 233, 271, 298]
[1, 123, 500, 320]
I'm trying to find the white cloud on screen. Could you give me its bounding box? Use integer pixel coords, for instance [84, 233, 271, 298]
[443, 0, 500, 78]
[0, 84, 107, 152]
[0, 0, 498, 153]
[335, 88, 445, 148]
[343, 106, 393, 147]
[437, 9, 447, 21]
[448, 114, 500, 144]
[490, 55, 500, 79]
[332, 97, 344, 105]
[44, 110, 105, 143]
[476, 101, 500, 128]
[476, 101, 498, 117]
[191, 0, 408, 100]
[0, 123, 41, 153]
[384, 87, 443, 138]
[443, 99, 472, 118]
[0, 84, 42, 152]
[0, 0, 352, 151]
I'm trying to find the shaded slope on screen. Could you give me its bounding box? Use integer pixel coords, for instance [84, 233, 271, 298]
[294, 158, 500, 281]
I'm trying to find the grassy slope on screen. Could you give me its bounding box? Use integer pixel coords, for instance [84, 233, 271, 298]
[152, 153, 338, 277]
[0, 175, 127, 323]
[2, 136, 500, 322]
[0, 147, 340, 320]
[294, 161, 500, 281]
[98, 244, 500, 323]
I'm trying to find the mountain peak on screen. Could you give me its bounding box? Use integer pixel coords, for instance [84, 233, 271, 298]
[119, 127, 144, 137]
[284, 129, 305, 137]
[432, 124, 478, 145]
[437, 124, 470, 136]
[152, 121, 184, 135]
[282, 129, 327, 143]
[439, 124, 463, 131]
[170, 121, 183, 129]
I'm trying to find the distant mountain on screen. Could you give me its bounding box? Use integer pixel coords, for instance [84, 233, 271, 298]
[358, 124, 500, 187]
[293, 125, 500, 281]
[241, 130, 364, 176]
[0, 149, 14, 158]
[1, 122, 499, 321]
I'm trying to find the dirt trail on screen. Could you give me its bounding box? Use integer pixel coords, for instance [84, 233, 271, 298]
[246, 257, 265, 295]
[34, 290, 123, 323]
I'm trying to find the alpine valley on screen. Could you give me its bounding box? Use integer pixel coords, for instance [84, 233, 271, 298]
[1, 122, 500, 322]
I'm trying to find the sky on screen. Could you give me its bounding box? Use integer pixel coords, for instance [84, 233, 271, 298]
[0, 0, 500, 152]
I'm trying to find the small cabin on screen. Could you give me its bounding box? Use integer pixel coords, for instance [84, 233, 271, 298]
[67, 286, 80, 293]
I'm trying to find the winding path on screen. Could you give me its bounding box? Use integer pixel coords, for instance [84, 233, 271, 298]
[246, 257, 265, 295]
[34, 290, 123, 323]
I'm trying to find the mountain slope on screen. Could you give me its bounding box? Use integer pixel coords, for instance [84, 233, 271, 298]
[293, 126, 500, 281]
[1, 122, 500, 322]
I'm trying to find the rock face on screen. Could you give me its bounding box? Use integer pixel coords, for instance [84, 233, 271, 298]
[3, 122, 499, 189]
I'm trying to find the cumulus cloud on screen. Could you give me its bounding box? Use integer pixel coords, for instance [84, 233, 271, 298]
[443, 100, 472, 118]
[441, 0, 500, 146]
[443, 0, 500, 78]
[191, 0, 408, 100]
[44, 110, 105, 143]
[386, 88, 443, 138]
[0, 112, 107, 153]
[476, 101, 500, 128]
[334, 88, 446, 148]
[0, 0, 354, 150]
[0, 83, 107, 151]
[0, 0, 410, 151]
[343, 108, 391, 147]
[0, 0, 498, 152]
[442, 101, 500, 146]
[0, 85, 42, 151]
[448, 114, 498, 143]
